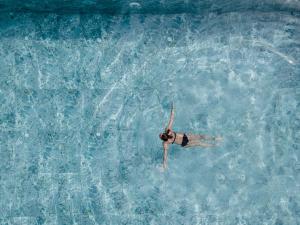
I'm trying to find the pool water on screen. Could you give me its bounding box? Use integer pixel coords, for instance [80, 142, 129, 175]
[0, 3, 300, 225]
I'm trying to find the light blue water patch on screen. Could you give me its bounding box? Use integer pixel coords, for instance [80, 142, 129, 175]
[0, 11, 300, 225]
[0, 0, 300, 14]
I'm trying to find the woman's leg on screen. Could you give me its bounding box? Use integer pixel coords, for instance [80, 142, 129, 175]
[183, 134, 222, 148]
[184, 140, 216, 148]
[189, 134, 222, 141]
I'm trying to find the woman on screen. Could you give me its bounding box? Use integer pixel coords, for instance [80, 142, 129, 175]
[159, 103, 222, 170]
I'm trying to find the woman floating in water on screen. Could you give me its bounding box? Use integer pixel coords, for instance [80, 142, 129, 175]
[159, 103, 222, 170]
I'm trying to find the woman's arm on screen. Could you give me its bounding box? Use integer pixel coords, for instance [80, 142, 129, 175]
[166, 102, 175, 131]
[163, 142, 169, 170]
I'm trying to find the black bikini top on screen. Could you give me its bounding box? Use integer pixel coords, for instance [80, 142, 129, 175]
[172, 132, 176, 144]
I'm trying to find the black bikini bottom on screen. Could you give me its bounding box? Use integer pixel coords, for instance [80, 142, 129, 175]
[181, 134, 189, 147]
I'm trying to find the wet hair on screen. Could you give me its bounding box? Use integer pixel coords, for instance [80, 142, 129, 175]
[160, 129, 173, 141]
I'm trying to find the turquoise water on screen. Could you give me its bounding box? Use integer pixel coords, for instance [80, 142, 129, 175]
[0, 6, 300, 225]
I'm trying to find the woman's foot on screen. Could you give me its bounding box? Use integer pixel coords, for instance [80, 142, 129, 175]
[214, 136, 223, 141]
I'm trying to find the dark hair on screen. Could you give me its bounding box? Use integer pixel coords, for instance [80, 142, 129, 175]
[160, 129, 173, 141]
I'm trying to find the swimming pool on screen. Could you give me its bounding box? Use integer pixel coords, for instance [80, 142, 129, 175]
[0, 1, 300, 224]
